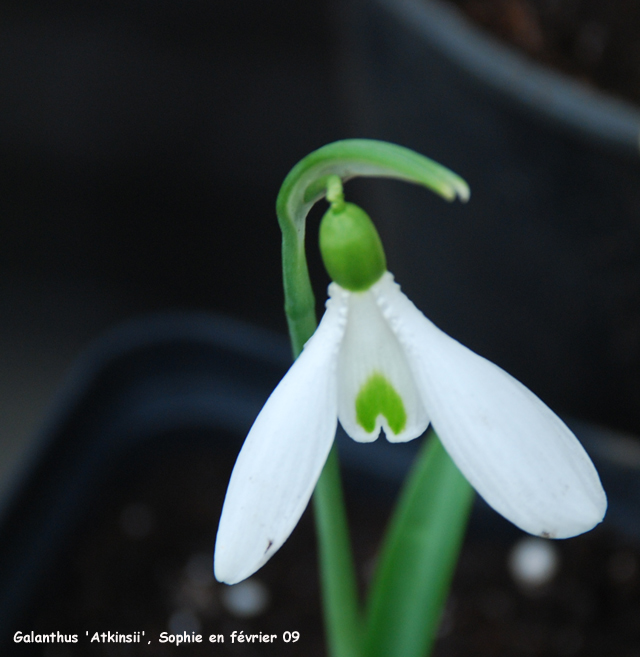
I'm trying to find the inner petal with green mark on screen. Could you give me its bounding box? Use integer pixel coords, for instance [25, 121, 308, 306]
[355, 372, 407, 436]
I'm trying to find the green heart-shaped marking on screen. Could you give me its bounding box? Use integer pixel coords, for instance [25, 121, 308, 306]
[355, 372, 407, 435]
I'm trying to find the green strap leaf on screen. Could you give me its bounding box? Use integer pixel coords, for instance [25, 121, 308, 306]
[363, 434, 474, 657]
[276, 139, 470, 657]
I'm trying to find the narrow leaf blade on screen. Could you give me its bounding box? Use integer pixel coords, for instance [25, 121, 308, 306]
[363, 432, 474, 657]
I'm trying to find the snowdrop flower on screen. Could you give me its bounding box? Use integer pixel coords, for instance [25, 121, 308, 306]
[215, 195, 606, 585]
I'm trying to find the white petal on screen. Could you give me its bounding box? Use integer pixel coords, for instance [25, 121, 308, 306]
[214, 289, 347, 584]
[375, 273, 607, 538]
[336, 283, 429, 443]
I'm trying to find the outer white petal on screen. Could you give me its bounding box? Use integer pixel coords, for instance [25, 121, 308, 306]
[214, 289, 347, 584]
[336, 283, 429, 443]
[374, 273, 607, 539]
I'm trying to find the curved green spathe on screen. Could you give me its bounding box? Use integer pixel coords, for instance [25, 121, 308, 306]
[276, 139, 469, 356]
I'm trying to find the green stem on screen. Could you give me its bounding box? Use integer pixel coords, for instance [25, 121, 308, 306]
[313, 447, 363, 657]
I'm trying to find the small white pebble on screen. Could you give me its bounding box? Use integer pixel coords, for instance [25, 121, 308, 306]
[119, 502, 154, 539]
[168, 608, 201, 635]
[221, 578, 270, 618]
[508, 536, 560, 588]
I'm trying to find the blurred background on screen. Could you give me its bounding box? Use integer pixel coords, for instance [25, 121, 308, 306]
[3, 0, 640, 654]
[0, 0, 347, 500]
[4, 0, 640, 500]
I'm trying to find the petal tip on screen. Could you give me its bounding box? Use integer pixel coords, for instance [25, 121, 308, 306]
[213, 543, 259, 586]
[533, 485, 608, 540]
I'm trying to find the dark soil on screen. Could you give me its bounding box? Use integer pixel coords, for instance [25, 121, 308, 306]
[448, 0, 640, 106]
[10, 436, 640, 656]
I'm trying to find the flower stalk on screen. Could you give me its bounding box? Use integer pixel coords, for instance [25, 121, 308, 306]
[283, 172, 362, 657]
[313, 446, 363, 657]
[273, 140, 472, 657]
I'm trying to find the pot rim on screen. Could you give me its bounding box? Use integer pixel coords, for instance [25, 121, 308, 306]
[379, 0, 640, 154]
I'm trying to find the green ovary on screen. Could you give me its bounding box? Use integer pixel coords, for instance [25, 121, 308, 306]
[355, 372, 407, 435]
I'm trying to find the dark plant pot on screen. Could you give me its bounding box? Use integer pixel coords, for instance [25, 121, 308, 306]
[0, 314, 422, 656]
[338, 0, 640, 433]
[1, 314, 640, 655]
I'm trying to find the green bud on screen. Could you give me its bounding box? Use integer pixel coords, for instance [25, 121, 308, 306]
[319, 201, 387, 291]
